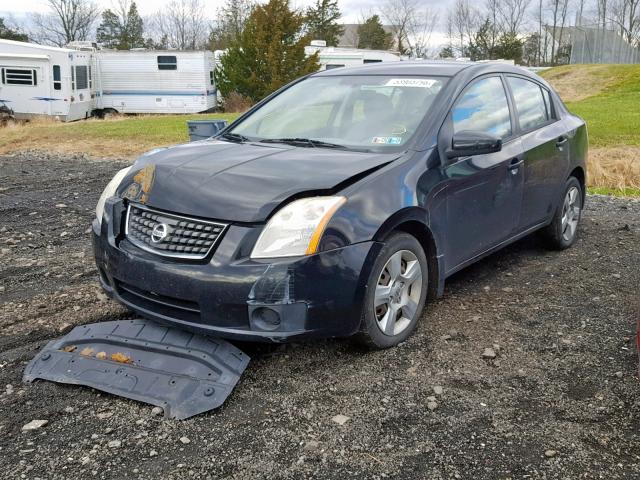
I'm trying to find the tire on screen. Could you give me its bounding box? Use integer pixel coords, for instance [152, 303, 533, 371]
[542, 176, 583, 250]
[355, 232, 429, 349]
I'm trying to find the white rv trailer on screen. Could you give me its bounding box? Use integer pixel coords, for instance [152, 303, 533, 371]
[304, 41, 402, 70]
[94, 50, 216, 114]
[0, 39, 94, 121]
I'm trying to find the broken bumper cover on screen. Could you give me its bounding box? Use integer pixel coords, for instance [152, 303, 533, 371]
[93, 199, 381, 342]
[24, 319, 250, 419]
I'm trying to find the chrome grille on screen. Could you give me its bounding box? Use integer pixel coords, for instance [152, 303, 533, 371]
[125, 204, 227, 260]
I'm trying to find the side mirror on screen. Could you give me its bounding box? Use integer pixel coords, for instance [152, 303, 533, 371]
[446, 130, 502, 159]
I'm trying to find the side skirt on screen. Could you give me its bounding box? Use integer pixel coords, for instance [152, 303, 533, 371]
[444, 220, 549, 279]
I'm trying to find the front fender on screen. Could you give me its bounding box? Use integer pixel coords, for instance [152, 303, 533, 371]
[325, 148, 442, 245]
[323, 148, 447, 297]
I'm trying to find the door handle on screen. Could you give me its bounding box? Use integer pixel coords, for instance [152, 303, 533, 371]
[556, 136, 568, 148]
[507, 158, 524, 171]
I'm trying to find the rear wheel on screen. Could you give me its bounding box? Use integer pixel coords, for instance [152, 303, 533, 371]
[542, 177, 583, 250]
[355, 232, 428, 349]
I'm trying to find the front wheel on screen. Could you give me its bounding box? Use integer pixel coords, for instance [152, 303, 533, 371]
[355, 232, 428, 349]
[542, 176, 583, 250]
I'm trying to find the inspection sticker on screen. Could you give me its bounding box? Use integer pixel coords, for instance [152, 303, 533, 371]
[372, 136, 403, 145]
[385, 78, 438, 88]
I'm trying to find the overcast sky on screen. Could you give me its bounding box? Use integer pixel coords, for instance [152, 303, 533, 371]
[0, 0, 452, 48]
[1, 0, 450, 24]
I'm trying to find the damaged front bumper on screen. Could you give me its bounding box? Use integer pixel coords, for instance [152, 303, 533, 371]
[93, 198, 381, 342]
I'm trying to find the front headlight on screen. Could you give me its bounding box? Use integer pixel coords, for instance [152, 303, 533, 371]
[251, 196, 346, 259]
[95, 167, 132, 226]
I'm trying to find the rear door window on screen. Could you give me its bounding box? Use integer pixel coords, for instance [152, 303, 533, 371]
[507, 77, 551, 131]
[452, 76, 512, 139]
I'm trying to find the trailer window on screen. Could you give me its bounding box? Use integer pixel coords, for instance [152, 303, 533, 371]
[53, 65, 61, 90]
[209, 71, 214, 86]
[89, 65, 92, 89]
[158, 56, 177, 70]
[74, 66, 88, 90]
[71, 66, 75, 90]
[364, 59, 383, 63]
[326, 64, 345, 70]
[2, 68, 37, 86]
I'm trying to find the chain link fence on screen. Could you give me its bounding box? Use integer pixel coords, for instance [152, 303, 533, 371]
[567, 25, 640, 64]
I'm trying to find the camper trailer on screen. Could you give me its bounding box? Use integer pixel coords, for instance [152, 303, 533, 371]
[94, 50, 216, 114]
[0, 39, 94, 121]
[305, 41, 402, 70]
[0, 40, 217, 120]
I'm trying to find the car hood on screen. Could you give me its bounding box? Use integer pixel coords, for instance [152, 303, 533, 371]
[117, 140, 399, 223]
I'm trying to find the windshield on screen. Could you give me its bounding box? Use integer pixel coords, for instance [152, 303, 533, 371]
[228, 75, 448, 152]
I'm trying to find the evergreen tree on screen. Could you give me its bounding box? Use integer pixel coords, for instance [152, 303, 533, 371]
[467, 19, 493, 61]
[438, 45, 455, 58]
[96, 10, 121, 48]
[494, 32, 524, 64]
[304, 0, 344, 46]
[0, 18, 28, 42]
[216, 0, 320, 103]
[96, 1, 146, 50]
[357, 15, 392, 50]
[122, 2, 144, 49]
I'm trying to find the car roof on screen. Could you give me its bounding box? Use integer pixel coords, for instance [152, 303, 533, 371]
[312, 60, 539, 80]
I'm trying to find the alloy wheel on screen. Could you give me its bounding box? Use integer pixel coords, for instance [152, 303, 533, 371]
[374, 250, 423, 336]
[561, 186, 581, 242]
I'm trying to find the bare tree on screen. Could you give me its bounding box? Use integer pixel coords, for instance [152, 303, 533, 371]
[30, 0, 99, 46]
[547, 0, 570, 65]
[381, 0, 416, 55]
[538, 0, 545, 64]
[598, 0, 610, 30]
[485, 0, 501, 56]
[210, 0, 254, 50]
[557, 0, 570, 61]
[610, 0, 640, 44]
[496, 0, 529, 35]
[411, 8, 439, 57]
[575, 0, 587, 24]
[152, 0, 208, 50]
[381, 0, 438, 57]
[447, 0, 477, 56]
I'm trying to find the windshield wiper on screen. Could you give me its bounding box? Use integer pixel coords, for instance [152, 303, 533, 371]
[259, 138, 347, 149]
[220, 132, 250, 143]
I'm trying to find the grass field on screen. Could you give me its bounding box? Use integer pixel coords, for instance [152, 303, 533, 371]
[0, 113, 240, 158]
[0, 64, 638, 195]
[542, 64, 640, 148]
[540, 64, 640, 196]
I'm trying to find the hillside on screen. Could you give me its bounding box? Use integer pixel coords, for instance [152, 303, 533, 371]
[541, 64, 640, 194]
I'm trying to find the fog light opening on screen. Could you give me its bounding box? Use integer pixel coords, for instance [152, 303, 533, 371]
[251, 307, 281, 331]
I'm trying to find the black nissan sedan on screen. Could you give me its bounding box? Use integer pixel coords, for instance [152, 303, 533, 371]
[93, 61, 587, 348]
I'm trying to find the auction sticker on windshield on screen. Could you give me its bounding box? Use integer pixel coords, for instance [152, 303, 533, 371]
[385, 78, 438, 88]
[372, 136, 403, 145]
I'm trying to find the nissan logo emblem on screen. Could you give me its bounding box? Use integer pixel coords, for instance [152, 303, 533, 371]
[151, 223, 169, 243]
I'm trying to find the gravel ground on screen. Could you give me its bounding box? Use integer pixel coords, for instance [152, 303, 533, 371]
[1, 151, 639, 480]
